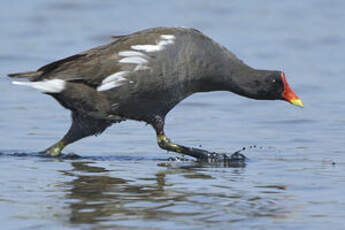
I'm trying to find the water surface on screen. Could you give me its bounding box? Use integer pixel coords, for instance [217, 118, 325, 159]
[1, 0, 345, 229]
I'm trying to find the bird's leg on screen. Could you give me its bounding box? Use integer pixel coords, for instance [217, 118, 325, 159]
[156, 131, 218, 161]
[40, 125, 79, 157]
[40, 112, 111, 157]
[41, 140, 67, 157]
[152, 116, 246, 163]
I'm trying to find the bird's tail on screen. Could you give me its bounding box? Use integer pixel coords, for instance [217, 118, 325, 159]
[8, 71, 65, 93]
[7, 71, 42, 79]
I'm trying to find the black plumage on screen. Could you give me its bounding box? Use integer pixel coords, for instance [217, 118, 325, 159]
[9, 27, 303, 161]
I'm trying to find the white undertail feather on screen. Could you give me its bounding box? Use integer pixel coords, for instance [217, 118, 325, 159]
[12, 79, 65, 93]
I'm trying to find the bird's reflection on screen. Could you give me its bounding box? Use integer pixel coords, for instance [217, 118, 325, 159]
[62, 161, 128, 224]
[60, 159, 284, 228]
[61, 160, 224, 225]
[62, 161, 188, 225]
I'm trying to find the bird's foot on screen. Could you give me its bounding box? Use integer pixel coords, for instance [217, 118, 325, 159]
[156, 133, 246, 166]
[39, 141, 66, 157]
[200, 151, 247, 167]
[203, 151, 246, 161]
[229, 151, 247, 161]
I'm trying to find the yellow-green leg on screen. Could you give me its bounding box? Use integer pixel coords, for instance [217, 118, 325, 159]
[157, 134, 183, 154]
[40, 141, 66, 157]
[156, 131, 246, 163]
[156, 131, 230, 162]
[153, 116, 246, 163]
[39, 112, 111, 157]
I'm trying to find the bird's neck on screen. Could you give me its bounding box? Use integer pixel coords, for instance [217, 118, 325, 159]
[228, 66, 275, 99]
[198, 61, 277, 99]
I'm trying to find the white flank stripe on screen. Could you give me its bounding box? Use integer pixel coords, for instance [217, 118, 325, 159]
[118, 50, 147, 57]
[97, 80, 127, 91]
[12, 79, 65, 93]
[160, 34, 175, 40]
[119, 56, 148, 65]
[102, 71, 130, 84]
[131, 44, 162, 52]
[134, 65, 151, 71]
[131, 34, 175, 53]
[97, 71, 130, 92]
[157, 40, 172, 47]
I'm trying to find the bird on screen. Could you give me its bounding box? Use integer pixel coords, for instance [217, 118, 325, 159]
[8, 27, 303, 161]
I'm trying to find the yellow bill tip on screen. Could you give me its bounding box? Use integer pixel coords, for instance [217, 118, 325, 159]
[290, 99, 304, 108]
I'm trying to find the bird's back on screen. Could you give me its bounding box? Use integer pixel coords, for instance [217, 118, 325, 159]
[9, 27, 247, 123]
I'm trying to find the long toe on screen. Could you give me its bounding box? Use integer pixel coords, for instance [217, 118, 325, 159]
[199, 152, 246, 167]
[229, 152, 247, 161]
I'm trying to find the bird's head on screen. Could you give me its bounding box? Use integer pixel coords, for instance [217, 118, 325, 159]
[231, 70, 303, 108]
[253, 71, 303, 107]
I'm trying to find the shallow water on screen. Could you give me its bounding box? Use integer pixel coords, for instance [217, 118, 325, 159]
[1, 0, 345, 229]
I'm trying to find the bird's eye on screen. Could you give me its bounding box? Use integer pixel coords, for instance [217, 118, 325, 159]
[272, 79, 276, 83]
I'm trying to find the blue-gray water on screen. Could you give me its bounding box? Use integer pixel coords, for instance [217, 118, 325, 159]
[1, 0, 345, 229]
